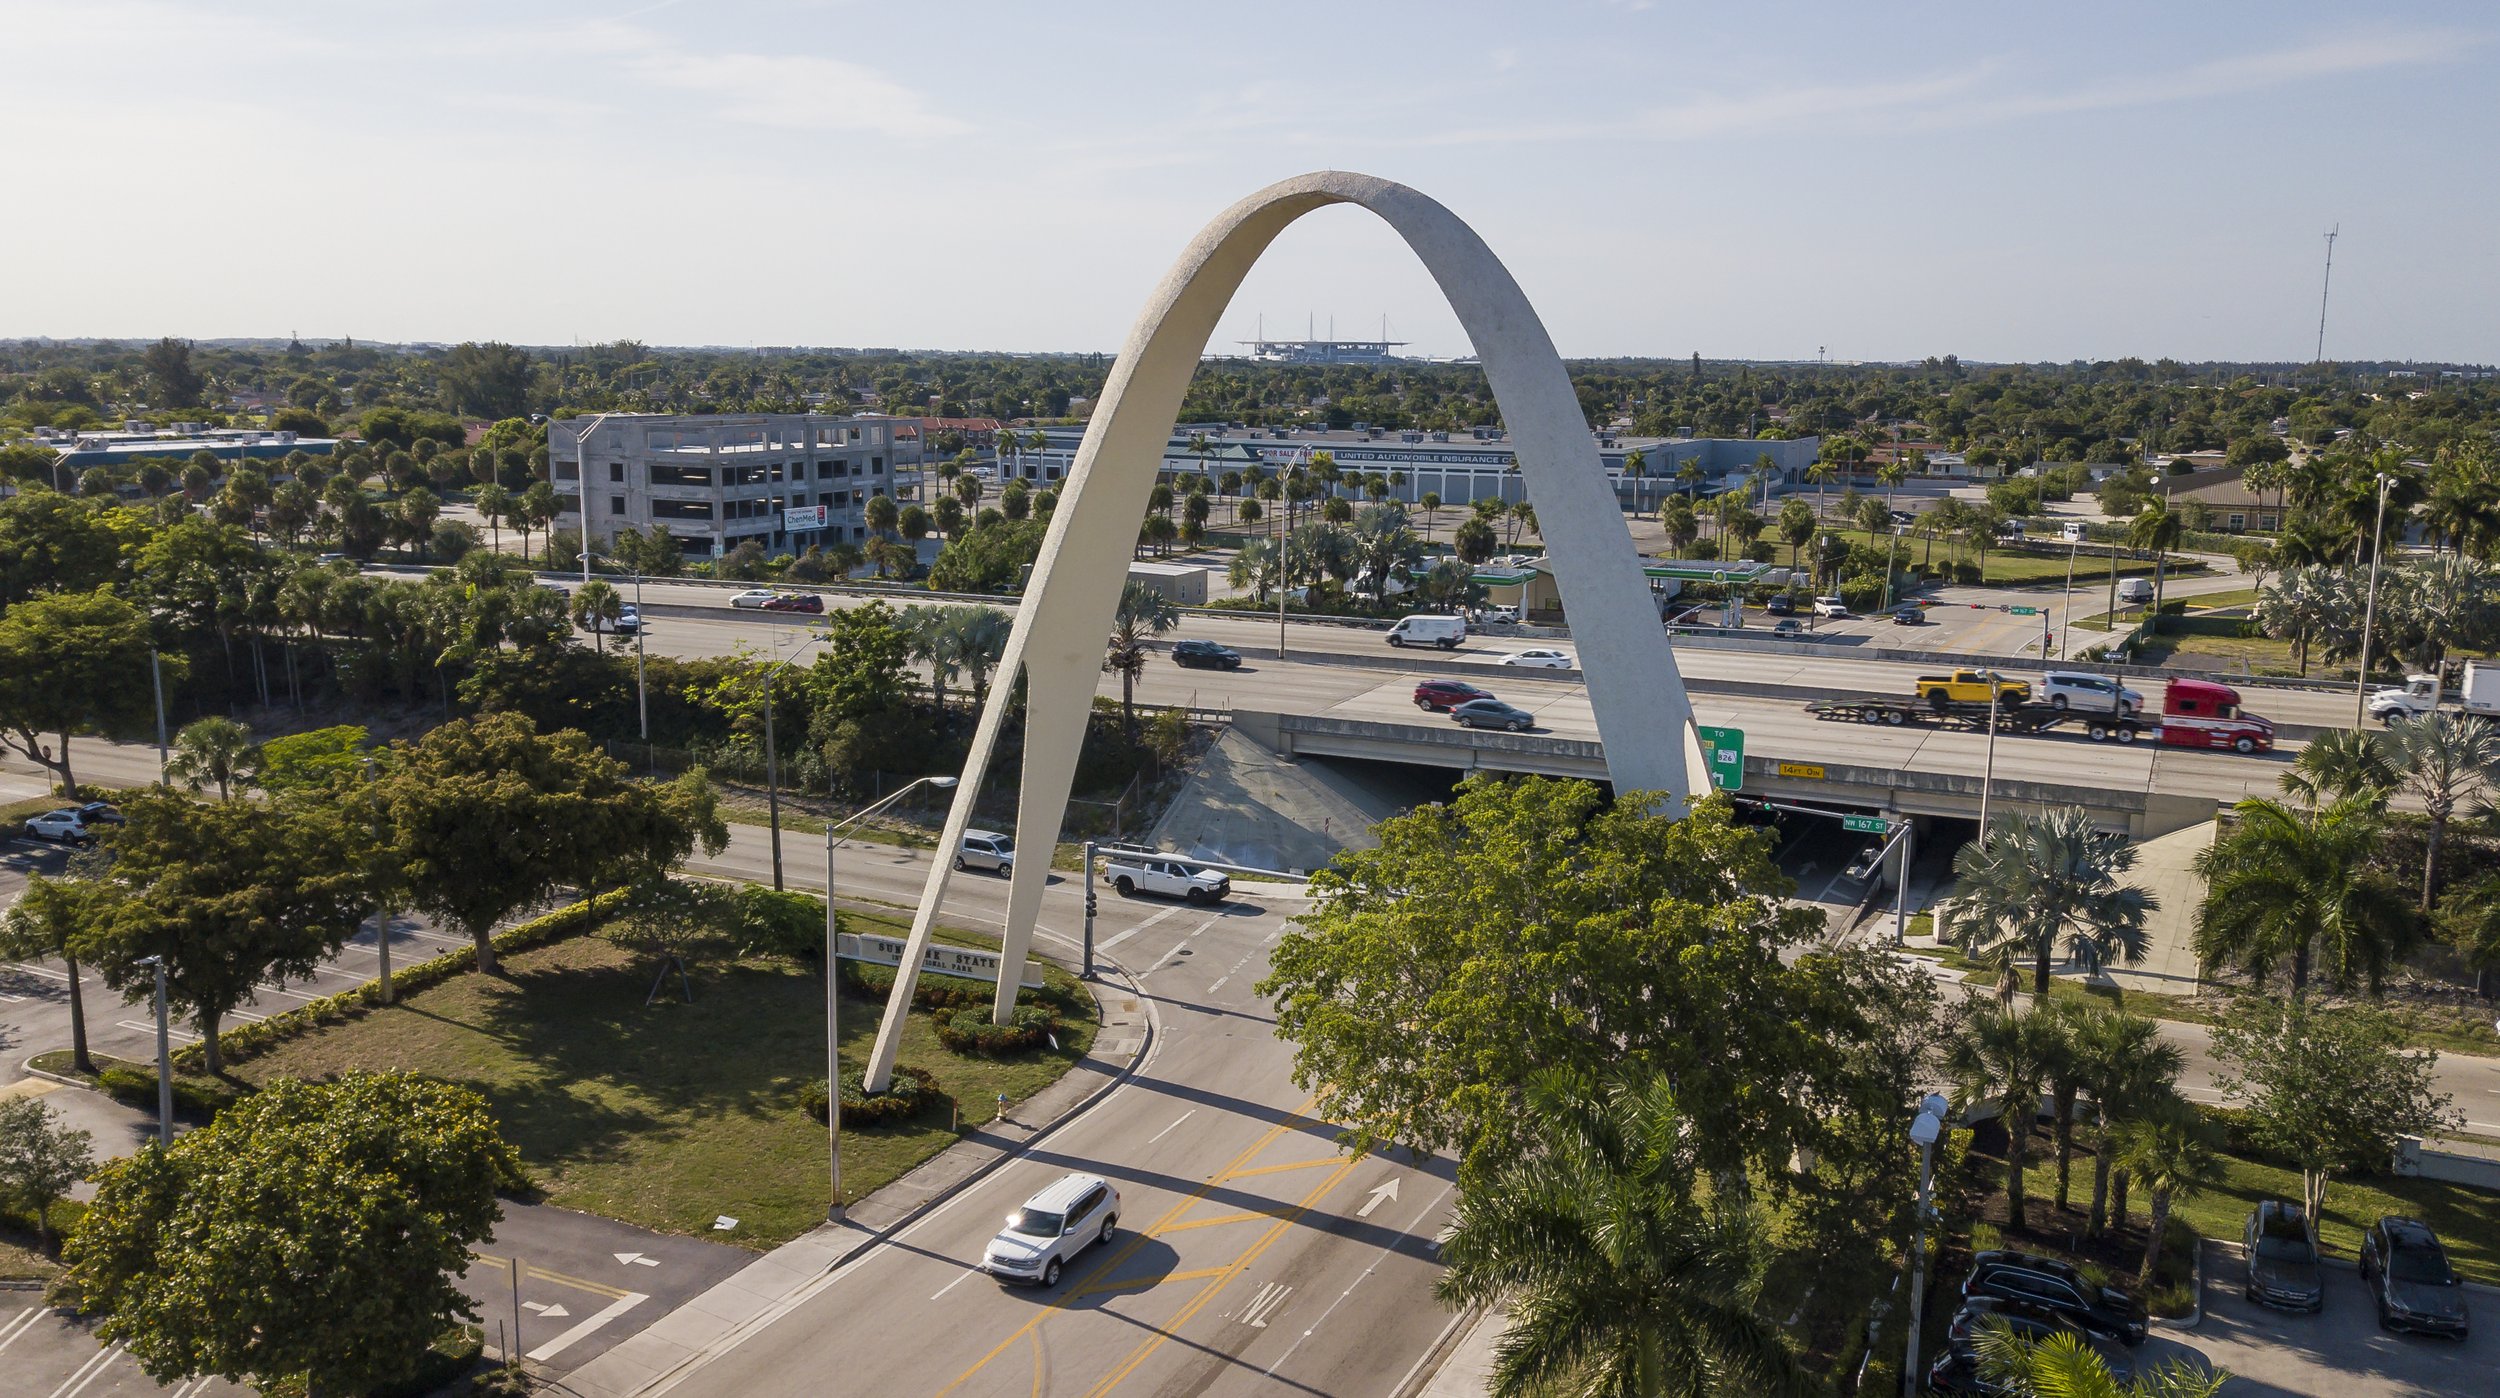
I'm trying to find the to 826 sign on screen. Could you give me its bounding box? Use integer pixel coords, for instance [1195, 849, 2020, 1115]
[1695, 725, 1743, 792]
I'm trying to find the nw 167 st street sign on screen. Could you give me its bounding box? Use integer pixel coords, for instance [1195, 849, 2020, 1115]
[1696, 725, 1743, 792]
[1842, 814, 1891, 834]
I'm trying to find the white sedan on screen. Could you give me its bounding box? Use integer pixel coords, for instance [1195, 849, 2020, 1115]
[728, 589, 778, 609]
[1499, 649, 1576, 669]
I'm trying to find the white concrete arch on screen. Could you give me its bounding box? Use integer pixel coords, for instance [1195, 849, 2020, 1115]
[864, 170, 1703, 1088]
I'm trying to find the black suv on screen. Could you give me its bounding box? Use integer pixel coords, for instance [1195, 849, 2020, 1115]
[1930, 1298, 2098, 1394]
[1170, 639, 1242, 670]
[1763, 593, 1796, 616]
[1964, 1258, 2148, 1346]
[2361, 1216, 2469, 1337]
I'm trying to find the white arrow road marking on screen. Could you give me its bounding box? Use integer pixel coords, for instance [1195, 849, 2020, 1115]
[1239, 1281, 1293, 1329]
[1355, 1178, 1400, 1218]
[612, 1252, 660, 1267]
[523, 1301, 572, 1318]
[526, 1291, 647, 1363]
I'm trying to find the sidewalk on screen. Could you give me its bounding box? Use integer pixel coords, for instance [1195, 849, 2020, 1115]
[560, 960, 1153, 1398]
[1411, 1306, 1503, 1398]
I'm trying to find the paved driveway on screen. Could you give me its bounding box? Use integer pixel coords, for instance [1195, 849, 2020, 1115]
[2141, 1240, 2490, 1397]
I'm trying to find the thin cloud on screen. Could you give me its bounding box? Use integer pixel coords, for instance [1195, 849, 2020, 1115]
[575, 20, 970, 138]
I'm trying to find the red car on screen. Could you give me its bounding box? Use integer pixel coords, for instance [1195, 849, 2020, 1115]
[761, 592, 826, 613]
[1413, 679, 1495, 712]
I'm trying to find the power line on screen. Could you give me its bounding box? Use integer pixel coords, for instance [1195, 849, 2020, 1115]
[2314, 225, 2338, 363]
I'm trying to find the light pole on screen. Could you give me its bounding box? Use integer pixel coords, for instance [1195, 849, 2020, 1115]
[632, 571, 651, 774]
[1901, 1093, 1951, 1398]
[823, 774, 957, 1220]
[2058, 536, 2079, 661]
[1881, 526, 1905, 613]
[136, 955, 171, 1147]
[1976, 675, 2003, 843]
[361, 757, 394, 1005]
[150, 647, 170, 787]
[764, 630, 832, 890]
[2353, 471, 2395, 728]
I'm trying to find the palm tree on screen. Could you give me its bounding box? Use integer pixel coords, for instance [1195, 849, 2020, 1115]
[1803, 457, 1837, 517]
[1103, 579, 1177, 741]
[2277, 725, 2396, 807]
[2115, 1098, 2224, 1286]
[1970, 1326, 2228, 1397]
[1946, 808, 2157, 1002]
[570, 579, 621, 653]
[1436, 1070, 1811, 1398]
[2194, 795, 2417, 999]
[1417, 491, 1442, 543]
[1876, 459, 1910, 523]
[2068, 1004, 2184, 1240]
[898, 604, 961, 710]
[1622, 449, 1648, 519]
[952, 607, 1013, 705]
[167, 716, 256, 800]
[475, 482, 512, 555]
[2126, 498, 2183, 629]
[2378, 712, 2500, 911]
[1947, 1006, 2062, 1232]
[2038, 1001, 2091, 1214]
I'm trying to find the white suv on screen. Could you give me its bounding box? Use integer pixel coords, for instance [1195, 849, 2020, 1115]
[956, 830, 1014, 876]
[1102, 849, 1231, 905]
[984, 1172, 1120, 1287]
[23, 810, 95, 846]
[2040, 671, 2143, 715]
[1813, 596, 1850, 619]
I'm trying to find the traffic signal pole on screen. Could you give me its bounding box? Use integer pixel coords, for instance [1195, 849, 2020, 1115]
[1082, 840, 1098, 979]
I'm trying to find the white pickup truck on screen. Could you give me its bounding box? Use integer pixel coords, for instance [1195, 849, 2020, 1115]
[1100, 849, 1231, 905]
[2367, 662, 2500, 723]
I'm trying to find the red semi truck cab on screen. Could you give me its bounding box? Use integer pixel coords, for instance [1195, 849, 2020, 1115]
[2158, 678, 2274, 754]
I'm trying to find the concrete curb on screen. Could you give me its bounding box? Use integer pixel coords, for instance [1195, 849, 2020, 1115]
[2168, 1236, 2210, 1332]
[558, 952, 1155, 1398]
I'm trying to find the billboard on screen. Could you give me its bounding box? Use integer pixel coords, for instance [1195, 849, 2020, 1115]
[783, 504, 830, 532]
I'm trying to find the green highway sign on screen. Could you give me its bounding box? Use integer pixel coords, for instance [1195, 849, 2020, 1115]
[1696, 725, 1744, 792]
[2008, 606, 2042, 616]
[1842, 814, 1890, 834]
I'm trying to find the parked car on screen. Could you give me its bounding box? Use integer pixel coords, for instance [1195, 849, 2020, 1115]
[23, 810, 95, 846]
[1769, 619, 1805, 640]
[1964, 1260, 2148, 1346]
[956, 830, 1014, 876]
[2061, 521, 2088, 543]
[1931, 1298, 2127, 1394]
[1101, 849, 1230, 904]
[1477, 605, 1520, 624]
[580, 604, 641, 635]
[728, 588, 779, 609]
[2360, 1216, 2469, 1336]
[1385, 614, 1467, 649]
[761, 592, 825, 613]
[1171, 639, 1242, 670]
[1499, 649, 1574, 669]
[1763, 593, 1796, 616]
[1450, 698, 1535, 733]
[2243, 1200, 2325, 1312]
[1812, 596, 1850, 619]
[2042, 671, 2145, 716]
[983, 1172, 1120, 1287]
[1413, 679, 1495, 712]
[75, 801, 124, 827]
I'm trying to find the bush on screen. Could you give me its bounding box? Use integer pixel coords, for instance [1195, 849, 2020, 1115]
[931, 1005, 1061, 1056]
[1837, 575, 1886, 614]
[734, 886, 831, 961]
[94, 1064, 246, 1118]
[798, 1064, 943, 1127]
[465, 1360, 533, 1396]
[839, 957, 995, 1012]
[1950, 560, 1983, 585]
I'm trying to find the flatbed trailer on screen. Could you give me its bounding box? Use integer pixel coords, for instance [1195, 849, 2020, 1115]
[1805, 696, 2154, 743]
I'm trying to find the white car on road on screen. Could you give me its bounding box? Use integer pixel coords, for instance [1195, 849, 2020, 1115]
[956, 830, 1014, 876]
[1499, 649, 1575, 669]
[984, 1173, 1120, 1287]
[1813, 596, 1850, 619]
[728, 588, 779, 609]
[23, 810, 95, 846]
[1102, 849, 1231, 904]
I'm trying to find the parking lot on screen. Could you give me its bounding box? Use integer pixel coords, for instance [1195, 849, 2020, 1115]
[2137, 1240, 2494, 1397]
[0, 1302, 251, 1396]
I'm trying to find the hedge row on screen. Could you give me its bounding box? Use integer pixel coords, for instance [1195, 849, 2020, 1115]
[798, 1064, 944, 1128]
[94, 1065, 247, 1117]
[173, 889, 631, 1072]
[839, 957, 1010, 1013]
[931, 1005, 1062, 1056]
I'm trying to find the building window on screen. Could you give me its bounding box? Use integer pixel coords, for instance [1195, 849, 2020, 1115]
[651, 499, 715, 521]
[610, 496, 626, 515]
[555, 462, 579, 481]
[609, 462, 625, 483]
[2228, 513, 2245, 530]
[649, 464, 713, 488]
[871, 456, 884, 474]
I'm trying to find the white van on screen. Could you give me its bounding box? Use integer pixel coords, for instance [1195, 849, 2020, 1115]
[2116, 577, 2154, 605]
[2060, 522, 2087, 543]
[2041, 672, 2144, 715]
[1386, 614, 1467, 649]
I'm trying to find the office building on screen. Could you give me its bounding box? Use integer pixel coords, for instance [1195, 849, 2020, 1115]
[548, 412, 920, 560]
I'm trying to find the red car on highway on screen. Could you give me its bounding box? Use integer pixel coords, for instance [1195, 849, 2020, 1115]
[761, 592, 826, 613]
[1413, 679, 1496, 712]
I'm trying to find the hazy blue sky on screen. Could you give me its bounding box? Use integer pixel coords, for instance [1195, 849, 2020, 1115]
[8, 1, 2494, 362]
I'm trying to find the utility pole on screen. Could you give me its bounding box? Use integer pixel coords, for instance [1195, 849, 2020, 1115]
[2315, 226, 2339, 364]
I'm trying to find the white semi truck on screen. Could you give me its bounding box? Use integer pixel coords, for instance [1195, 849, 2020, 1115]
[2365, 662, 2500, 722]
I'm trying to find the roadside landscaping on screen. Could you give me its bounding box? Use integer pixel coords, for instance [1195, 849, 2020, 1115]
[139, 902, 1092, 1251]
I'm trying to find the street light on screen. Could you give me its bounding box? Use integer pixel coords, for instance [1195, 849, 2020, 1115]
[762, 629, 832, 890]
[135, 955, 171, 1148]
[1900, 1093, 1952, 1398]
[823, 774, 957, 1220]
[2353, 471, 2396, 728]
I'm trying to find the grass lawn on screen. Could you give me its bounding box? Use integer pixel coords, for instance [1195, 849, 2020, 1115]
[1784, 527, 2195, 588]
[225, 911, 1097, 1250]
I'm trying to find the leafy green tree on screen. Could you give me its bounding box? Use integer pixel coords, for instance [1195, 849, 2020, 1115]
[2194, 795, 2416, 999]
[2210, 998, 2457, 1233]
[1259, 777, 1929, 1187]
[1946, 1005, 2061, 1231]
[0, 1097, 92, 1245]
[0, 487, 137, 606]
[1104, 579, 1178, 741]
[142, 336, 204, 407]
[0, 588, 159, 798]
[371, 713, 721, 975]
[1452, 514, 1498, 566]
[254, 725, 369, 794]
[1971, 1326, 2227, 1397]
[166, 716, 256, 800]
[2114, 1098, 2223, 1286]
[437, 341, 536, 419]
[79, 789, 369, 1073]
[1436, 1070, 1810, 1398]
[1945, 807, 2155, 1002]
[0, 873, 111, 1074]
[1776, 496, 1816, 567]
[61, 1073, 516, 1397]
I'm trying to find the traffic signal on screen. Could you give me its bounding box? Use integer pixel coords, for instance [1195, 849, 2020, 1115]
[1085, 893, 1098, 919]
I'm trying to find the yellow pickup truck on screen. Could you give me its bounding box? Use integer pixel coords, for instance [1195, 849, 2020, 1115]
[1915, 669, 2031, 706]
